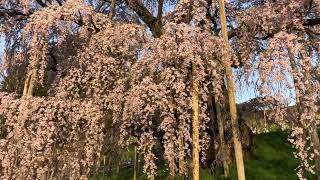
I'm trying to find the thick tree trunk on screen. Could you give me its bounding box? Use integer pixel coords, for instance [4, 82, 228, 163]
[310, 124, 320, 180]
[192, 65, 200, 180]
[215, 98, 230, 176]
[23, 70, 35, 97]
[217, 0, 246, 179]
[47, 70, 56, 88]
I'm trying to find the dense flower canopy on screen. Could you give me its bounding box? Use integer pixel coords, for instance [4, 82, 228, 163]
[0, 0, 319, 179]
[0, 92, 104, 179]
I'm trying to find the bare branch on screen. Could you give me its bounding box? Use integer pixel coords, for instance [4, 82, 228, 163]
[35, 0, 48, 7]
[125, 0, 162, 37]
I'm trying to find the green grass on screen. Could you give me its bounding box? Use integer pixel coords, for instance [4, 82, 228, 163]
[101, 131, 316, 180]
[214, 131, 315, 180]
[226, 132, 300, 180]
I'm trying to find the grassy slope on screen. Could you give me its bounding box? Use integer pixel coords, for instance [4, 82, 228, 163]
[107, 131, 316, 180]
[214, 131, 301, 180]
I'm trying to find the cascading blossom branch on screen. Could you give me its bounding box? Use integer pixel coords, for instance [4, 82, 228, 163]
[120, 22, 225, 179]
[0, 92, 104, 180]
[54, 15, 147, 105]
[22, 0, 93, 85]
[255, 31, 320, 179]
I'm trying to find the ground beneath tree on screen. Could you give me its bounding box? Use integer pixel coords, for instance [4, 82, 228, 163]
[103, 131, 315, 180]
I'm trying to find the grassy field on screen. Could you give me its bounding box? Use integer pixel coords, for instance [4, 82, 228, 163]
[104, 131, 315, 180]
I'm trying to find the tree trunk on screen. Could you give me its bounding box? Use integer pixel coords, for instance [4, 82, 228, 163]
[116, 161, 120, 174]
[217, 0, 246, 179]
[178, 129, 186, 176]
[108, 158, 112, 175]
[310, 124, 320, 180]
[137, 152, 140, 175]
[169, 137, 175, 179]
[134, 146, 137, 180]
[23, 71, 31, 96]
[27, 70, 35, 97]
[192, 64, 200, 180]
[23, 70, 35, 97]
[47, 69, 57, 88]
[215, 98, 230, 176]
[109, 0, 116, 19]
[103, 155, 106, 179]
